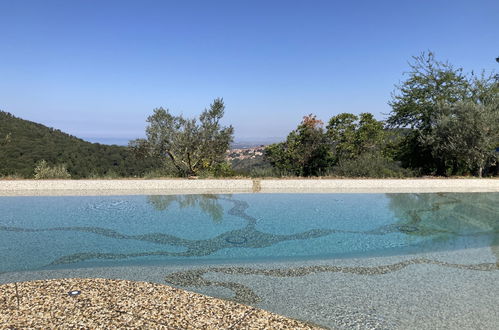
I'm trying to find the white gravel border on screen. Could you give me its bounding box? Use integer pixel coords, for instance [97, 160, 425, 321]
[0, 179, 498, 195]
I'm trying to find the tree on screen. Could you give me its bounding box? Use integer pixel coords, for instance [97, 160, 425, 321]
[389, 52, 499, 176]
[387, 51, 470, 174]
[130, 98, 234, 177]
[326, 112, 385, 164]
[33, 160, 71, 179]
[265, 114, 331, 176]
[324, 113, 409, 177]
[425, 99, 499, 177]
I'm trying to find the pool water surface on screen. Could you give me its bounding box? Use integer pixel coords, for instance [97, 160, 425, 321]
[1, 193, 497, 273]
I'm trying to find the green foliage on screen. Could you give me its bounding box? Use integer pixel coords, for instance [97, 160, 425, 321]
[266, 113, 400, 177]
[331, 153, 413, 178]
[387, 51, 499, 176]
[210, 162, 236, 177]
[425, 99, 499, 177]
[326, 112, 386, 164]
[130, 98, 234, 177]
[246, 166, 282, 178]
[265, 115, 331, 176]
[34, 160, 71, 179]
[0, 111, 162, 178]
[231, 156, 274, 177]
[388, 51, 469, 130]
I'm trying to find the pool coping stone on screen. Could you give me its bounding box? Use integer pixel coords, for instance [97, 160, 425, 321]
[0, 178, 498, 195]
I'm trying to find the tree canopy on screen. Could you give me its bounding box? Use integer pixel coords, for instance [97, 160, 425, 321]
[388, 52, 499, 176]
[265, 113, 400, 177]
[130, 98, 234, 177]
[326, 112, 386, 163]
[265, 114, 330, 176]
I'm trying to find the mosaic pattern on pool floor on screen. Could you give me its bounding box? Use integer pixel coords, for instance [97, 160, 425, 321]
[0, 193, 498, 272]
[164, 257, 499, 304]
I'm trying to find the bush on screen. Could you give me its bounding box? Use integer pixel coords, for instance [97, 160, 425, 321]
[197, 162, 236, 178]
[34, 160, 71, 179]
[332, 153, 413, 178]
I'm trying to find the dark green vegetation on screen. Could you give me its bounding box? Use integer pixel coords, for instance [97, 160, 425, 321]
[265, 52, 499, 177]
[0, 112, 161, 178]
[265, 113, 411, 177]
[230, 155, 274, 178]
[129, 98, 234, 177]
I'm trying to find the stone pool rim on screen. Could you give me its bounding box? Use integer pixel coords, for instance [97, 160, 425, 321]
[0, 178, 497, 196]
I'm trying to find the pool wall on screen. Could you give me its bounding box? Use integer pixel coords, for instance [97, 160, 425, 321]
[0, 178, 498, 196]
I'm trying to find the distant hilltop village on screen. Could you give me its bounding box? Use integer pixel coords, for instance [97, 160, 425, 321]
[227, 146, 265, 161]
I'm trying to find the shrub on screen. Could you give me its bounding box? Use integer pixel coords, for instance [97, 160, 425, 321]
[332, 153, 413, 178]
[33, 160, 71, 179]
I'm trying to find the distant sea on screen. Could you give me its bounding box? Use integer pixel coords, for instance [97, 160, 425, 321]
[83, 137, 284, 148]
[82, 137, 131, 146]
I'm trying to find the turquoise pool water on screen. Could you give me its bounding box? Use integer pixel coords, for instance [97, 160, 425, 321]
[0, 193, 497, 273]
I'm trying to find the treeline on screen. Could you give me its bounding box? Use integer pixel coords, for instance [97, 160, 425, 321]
[265, 52, 499, 177]
[0, 111, 161, 178]
[1, 52, 497, 179]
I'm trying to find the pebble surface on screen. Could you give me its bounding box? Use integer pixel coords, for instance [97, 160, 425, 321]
[0, 278, 323, 329]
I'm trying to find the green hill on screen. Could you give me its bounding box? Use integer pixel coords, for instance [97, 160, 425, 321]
[0, 111, 161, 178]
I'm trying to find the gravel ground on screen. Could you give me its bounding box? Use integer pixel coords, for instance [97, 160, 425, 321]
[0, 278, 322, 329]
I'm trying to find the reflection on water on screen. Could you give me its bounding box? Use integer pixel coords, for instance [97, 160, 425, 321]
[1, 193, 498, 273]
[387, 193, 499, 259]
[147, 194, 227, 223]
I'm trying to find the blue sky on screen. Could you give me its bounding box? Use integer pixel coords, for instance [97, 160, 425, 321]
[1, 0, 498, 144]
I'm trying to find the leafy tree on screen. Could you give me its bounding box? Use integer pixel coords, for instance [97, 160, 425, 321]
[265, 114, 331, 176]
[325, 112, 408, 177]
[425, 99, 499, 177]
[389, 52, 499, 176]
[387, 51, 470, 174]
[326, 112, 385, 164]
[325, 113, 357, 161]
[130, 98, 234, 177]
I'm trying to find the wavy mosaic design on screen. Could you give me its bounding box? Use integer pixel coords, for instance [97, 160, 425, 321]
[0, 196, 337, 266]
[0, 193, 497, 269]
[164, 258, 499, 304]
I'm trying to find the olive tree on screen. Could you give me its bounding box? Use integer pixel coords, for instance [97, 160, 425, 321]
[425, 99, 499, 177]
[130, 98, 234, 177]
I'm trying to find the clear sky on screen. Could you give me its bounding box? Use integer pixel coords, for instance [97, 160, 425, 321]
[1, 0, 498, 144]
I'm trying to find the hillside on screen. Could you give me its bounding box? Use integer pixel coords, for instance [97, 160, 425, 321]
[0, 111, 161, 178]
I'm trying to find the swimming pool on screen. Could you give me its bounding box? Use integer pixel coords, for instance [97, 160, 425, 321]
[1, 191, 498, 329]
[1, 193, 497, 273]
